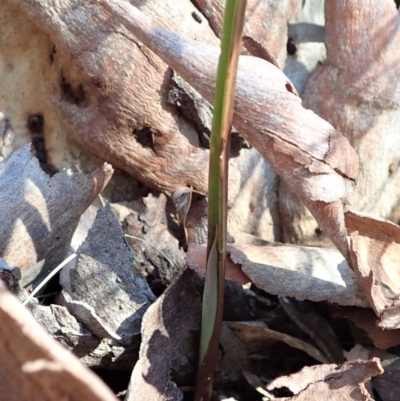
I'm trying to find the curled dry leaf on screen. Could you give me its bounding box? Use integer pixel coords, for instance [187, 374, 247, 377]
[0, 144, 113, 287]
[0, 281, 118, 401]
[61, 204, 155, 345]
[187, 243, 369, 307]
[98, 0, 359, 262]
[346, 210, 400, 329]
[126, 267, 202, 401]
[267, 358, 383, 401]
[172, 186, 209, 247]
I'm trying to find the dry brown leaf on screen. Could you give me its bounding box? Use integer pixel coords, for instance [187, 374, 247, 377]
[0, 280, 118, 401]
[267, 358, 383, 401]
[125, 267, 202, 401]
[61, 204, 156, 344]
[344, 345, 400, 401]
[334, 307, 400, 350]
[187, 243, 368, 307]
[280, 298, 344, 364]
[0, 144, 113, 286]
[345, 210, 400, 329]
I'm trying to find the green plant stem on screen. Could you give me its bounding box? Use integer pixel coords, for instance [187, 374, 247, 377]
[195, 1, 247, 400]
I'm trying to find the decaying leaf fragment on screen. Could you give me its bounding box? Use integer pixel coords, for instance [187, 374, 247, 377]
[187, 243, 368, 307]
[0, 281, 118, 401]
[126, 268, 202, 401]
[61, 204, 155, 345]
[346, 210, 400, 329]
[0, 144, 113, 287]
[267, 358, 383, 401]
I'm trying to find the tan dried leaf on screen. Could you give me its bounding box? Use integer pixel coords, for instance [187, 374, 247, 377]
[346, 210, 400, 328]
[0, 281, 118, 401]
[267, 359, 383, 401]
[186, 243, 368, 307]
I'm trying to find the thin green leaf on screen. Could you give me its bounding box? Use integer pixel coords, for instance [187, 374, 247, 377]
[199, 229, 219, 362]
[195, 1, 247, 400]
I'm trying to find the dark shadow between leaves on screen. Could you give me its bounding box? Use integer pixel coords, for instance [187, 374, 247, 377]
[126, 267, 202, 401]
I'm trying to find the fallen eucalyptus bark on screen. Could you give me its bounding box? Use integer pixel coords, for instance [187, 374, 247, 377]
[0, 144, 113, 287]
[98, 0, 359, 264]
[99, 0, 400, 329]
[0, 281, 118, 401]
[187, 243, 369, 308]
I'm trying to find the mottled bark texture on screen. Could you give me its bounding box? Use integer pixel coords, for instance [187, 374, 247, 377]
[282, 0, 400, 242]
